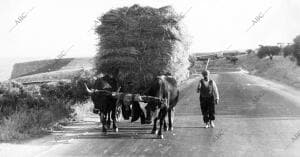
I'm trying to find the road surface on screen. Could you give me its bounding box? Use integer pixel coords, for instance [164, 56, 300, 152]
[1, 71, 300, 157]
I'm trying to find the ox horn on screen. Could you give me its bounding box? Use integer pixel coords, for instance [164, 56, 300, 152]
[84, 83, 93, 94]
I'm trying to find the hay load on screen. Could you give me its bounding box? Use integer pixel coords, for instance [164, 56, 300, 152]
[95, 4, 190, 93]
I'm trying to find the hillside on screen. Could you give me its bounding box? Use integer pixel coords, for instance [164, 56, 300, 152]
[10, 57, 94, 83]
[11, 57, 94, 79]
[238, 54, 300, 89]
[0, 57, 44, 81]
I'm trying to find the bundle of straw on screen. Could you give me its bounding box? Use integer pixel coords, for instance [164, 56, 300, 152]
[95, 4, 190, 92]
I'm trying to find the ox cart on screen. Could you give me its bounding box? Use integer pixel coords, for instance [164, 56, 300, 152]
[84, 73, 179, 139]
[92, 89, 167, 122]
[85, 84, 171, 139]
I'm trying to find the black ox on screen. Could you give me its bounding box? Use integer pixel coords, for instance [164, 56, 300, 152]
[143, 75, 179, 139]
[84, 76, 119, 133]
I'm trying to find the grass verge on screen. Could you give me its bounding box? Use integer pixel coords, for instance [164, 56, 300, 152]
[0, 98, 73, 142]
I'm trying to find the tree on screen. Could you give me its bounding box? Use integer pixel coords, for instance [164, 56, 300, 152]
[293, 35, 300, 65]
[246, 49, 254, 55]
[283, 44, 295, 58]
[257, 45, 281, 60]
[230, 56, 238, 64]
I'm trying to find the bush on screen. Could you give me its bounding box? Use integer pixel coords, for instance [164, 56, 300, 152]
[230, 57, 238, 64]
[246, 49, 254, 55]
[293, 35, 300, 65]
[283, 44, 295, 58]
[69, 70, 95, 103]
[39, 70, 95, 104]
[0, 98, 72, 141]
[257, 45, 281, 60]
[40, 82, 73, 101]
[0, 72, 94, 141]
[0, 81, 47, 119]
[225, 56, 238, 64]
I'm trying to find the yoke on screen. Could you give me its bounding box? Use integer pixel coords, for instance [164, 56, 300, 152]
[91, 89, 166, 106]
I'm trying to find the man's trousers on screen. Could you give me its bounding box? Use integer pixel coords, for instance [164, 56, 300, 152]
[200, 96, 215, 123]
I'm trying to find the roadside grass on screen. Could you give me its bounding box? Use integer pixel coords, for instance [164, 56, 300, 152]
[0, 77, 92, 141]
[237, 54, 300, 89]
[0, 57, 95, 142]
[0, 98, 73, 142]
[0, 109, 50, 141]
[72, 101, 94, 121]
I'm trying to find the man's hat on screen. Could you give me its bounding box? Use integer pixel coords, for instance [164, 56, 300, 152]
[202, 70, 210, 76]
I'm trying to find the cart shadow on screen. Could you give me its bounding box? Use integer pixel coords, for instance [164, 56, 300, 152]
[58, 125, 159, 140]
[175, 126, 207, 129]
[75, 132, 158, 140]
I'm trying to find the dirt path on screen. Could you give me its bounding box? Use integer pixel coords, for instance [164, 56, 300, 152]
[1, 72, 300, 157]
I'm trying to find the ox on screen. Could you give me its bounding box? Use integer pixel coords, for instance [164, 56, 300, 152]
[84, 76, 119, 133]
[144, 75, 179, 139]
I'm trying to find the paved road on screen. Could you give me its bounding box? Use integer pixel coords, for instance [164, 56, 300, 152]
[2, 72, 300, 157]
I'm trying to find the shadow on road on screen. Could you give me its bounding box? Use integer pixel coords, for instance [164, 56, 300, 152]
[175, 126, 207, 129]
[54, 122, 161, 140]
[74, 132, 158, 140]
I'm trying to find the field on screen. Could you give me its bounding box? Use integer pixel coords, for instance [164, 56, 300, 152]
[10, 57, 94, 83]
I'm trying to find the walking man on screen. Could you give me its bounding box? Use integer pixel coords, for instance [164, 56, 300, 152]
[197, 70, 219, 128]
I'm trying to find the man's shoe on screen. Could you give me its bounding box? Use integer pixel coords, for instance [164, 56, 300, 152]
[205, 123, 209, 128]
[210, 121, 215, 128]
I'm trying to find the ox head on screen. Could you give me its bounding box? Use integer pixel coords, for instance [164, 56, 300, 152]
[132, 76, 165, 124]
[84, 75, 115, 95]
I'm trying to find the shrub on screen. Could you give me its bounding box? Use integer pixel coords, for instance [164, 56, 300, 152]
[293, 35, 300, 65]
[0, 68, 99, 141]
[0, 77, 88, 141]
[40, 81, 73, 101]
[69, 70, 95, 103]
[0, 81, 47, 119]
[230, 57, 238, 64]
[257, 45, 281, 60]
[246, 49, 254, 55]
[0, 99, 71, 141]
[283, 44, 295, 58]
[39, 70, 94, 105]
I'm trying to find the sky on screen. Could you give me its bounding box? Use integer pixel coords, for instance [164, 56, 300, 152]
[0, 0, 300, 60]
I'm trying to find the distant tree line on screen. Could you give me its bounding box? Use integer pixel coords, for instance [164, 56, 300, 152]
[282, 35, 300, 65]
[257, 45, 280, 60]
[257, 35, 300, 65]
